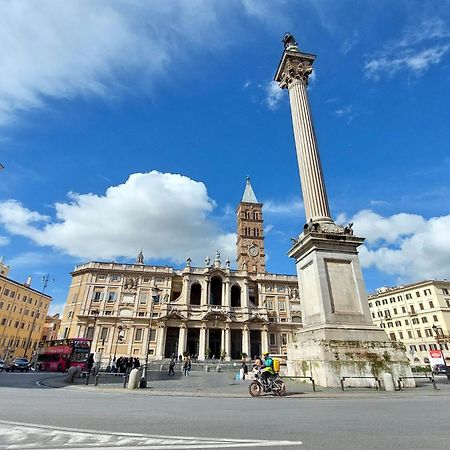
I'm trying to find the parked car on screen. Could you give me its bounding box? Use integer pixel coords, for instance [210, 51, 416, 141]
[7, 358, 31, 372]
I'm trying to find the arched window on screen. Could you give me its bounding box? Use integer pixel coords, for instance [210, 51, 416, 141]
[210, 276, 222, 306]
[190, 283, 201, 305]
[231, 285, 241, 307]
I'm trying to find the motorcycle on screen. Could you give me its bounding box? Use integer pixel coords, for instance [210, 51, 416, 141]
[249, 371, 286, 397]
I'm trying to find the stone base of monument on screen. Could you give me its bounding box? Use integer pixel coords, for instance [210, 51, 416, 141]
[286, 332, 415, 389]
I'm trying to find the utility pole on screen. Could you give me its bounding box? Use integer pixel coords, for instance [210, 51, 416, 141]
[23, 274, 54, 358]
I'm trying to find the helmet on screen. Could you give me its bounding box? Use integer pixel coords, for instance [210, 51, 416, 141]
[263, 352, 270, 357]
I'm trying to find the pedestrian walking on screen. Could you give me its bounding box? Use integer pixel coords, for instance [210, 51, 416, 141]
[133, 357, 140, 369]
[87, 353, 95, 373]
[168, 358, 176, 376]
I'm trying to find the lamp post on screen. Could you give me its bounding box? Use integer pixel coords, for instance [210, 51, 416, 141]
[139, 290, 158, 388]
[432, 325, 450, 381]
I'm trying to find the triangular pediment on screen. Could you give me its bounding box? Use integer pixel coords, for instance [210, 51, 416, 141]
[160, 308, 186, 320]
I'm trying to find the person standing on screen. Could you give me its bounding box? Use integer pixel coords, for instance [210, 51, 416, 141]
[183, 356, 191, 377]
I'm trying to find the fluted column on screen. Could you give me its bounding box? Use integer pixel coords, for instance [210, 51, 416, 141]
[223, 280, 230, 308]
[224, 325, 231, 361]
[198, 324, 207, 361]
[275, 49, 332, 223]
[242, 325, 250, 357]
[155, 324, 166, 359]
[178, 324, 187, 355]
[261, 326, 269, 354]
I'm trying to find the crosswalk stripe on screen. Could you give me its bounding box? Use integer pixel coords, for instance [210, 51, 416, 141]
[0, 420, 302, 449]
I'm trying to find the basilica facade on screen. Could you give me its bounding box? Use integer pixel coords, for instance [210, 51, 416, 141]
[59, 179, 301, 363]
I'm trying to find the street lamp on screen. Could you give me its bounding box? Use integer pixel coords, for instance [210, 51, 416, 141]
[139, 290, 158, 389]
[432, 324, 450, 381]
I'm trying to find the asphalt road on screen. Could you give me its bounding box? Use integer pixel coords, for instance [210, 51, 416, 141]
[0, 372, 450, 449]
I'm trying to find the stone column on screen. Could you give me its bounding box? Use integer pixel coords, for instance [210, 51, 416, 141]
[242, 280, 249, 308]
[182, 276, 190, 304]
[261, 326, 269, 354]
[201, 280, 209, 306]
[178, 324, 187, 355]
[242, 325, 250, 357]
[155, 323, 166, 359]
[198, 324, 207, 361]
[275, 49, 331, 223]
[224, 325, 231, 361]
[223, 280, 230, 308]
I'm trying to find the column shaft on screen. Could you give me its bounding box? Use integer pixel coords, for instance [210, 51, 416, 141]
[198, 326, 207, 361]
[224, 327, 231, 361]
[178, 325, 187, 355]
[242, 327, 250, 357]
[288, 81, 331, 222]
[155, 325, 166, 359]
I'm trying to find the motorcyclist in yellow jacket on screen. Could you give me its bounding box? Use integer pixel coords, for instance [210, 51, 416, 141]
[260, 352, 275, 386]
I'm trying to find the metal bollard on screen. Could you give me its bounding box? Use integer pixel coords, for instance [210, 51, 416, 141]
[94, 374, 99, 386]
[123, 374, 128, 389]
[85, 373, 90, 385]
[397, 379, 403, 391]
[340, 378, 345, 391]
[311, 378, 316, 392]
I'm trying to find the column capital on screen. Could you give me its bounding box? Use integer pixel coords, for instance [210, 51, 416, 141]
[274, 50, 315, 89]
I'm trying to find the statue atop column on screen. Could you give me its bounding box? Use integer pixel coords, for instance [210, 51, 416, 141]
[282, 32, 299, 51]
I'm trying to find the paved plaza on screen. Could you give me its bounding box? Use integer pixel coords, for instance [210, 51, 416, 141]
[1, 371, 450, 449]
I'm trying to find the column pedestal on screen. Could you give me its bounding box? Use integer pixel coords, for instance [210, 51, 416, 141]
[286, 231, 414, 387]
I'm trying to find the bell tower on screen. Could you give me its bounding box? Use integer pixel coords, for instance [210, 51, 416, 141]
[236, 177, 266, 274]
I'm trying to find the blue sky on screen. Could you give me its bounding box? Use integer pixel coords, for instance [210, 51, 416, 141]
[0, 0, 449, 314]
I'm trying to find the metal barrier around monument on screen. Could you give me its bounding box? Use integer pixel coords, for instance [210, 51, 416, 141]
[340, 376, 381, 391]
[283, 376, 316, 392]
[397, 376, 437, 391]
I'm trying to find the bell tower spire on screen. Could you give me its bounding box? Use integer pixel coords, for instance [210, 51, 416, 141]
[236, 177, 266, 274]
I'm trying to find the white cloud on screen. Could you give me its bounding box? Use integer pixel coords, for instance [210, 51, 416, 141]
[0, 171, 236, 265]
[342, 209, 450, 282]
[365, 19, 450, 80]
[264, 198, 303, 216]
[265, 81, 284, 110]
[0, 236, 9, 246]
[333, 105, 356, 124]
[0, 0, 288, 126]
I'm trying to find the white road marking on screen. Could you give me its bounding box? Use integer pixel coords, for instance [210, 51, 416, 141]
[0, 420, 302, 449]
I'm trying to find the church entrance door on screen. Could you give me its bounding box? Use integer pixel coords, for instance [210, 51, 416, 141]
[208, 329, 221, 359]
[187, 328, 200, 357]
[230, 330, 242, 359]
[164, 327, 179, 358]
[250, 330, 262, 358]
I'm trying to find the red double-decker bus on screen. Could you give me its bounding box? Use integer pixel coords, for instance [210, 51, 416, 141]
[35, 338, 92, 372]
